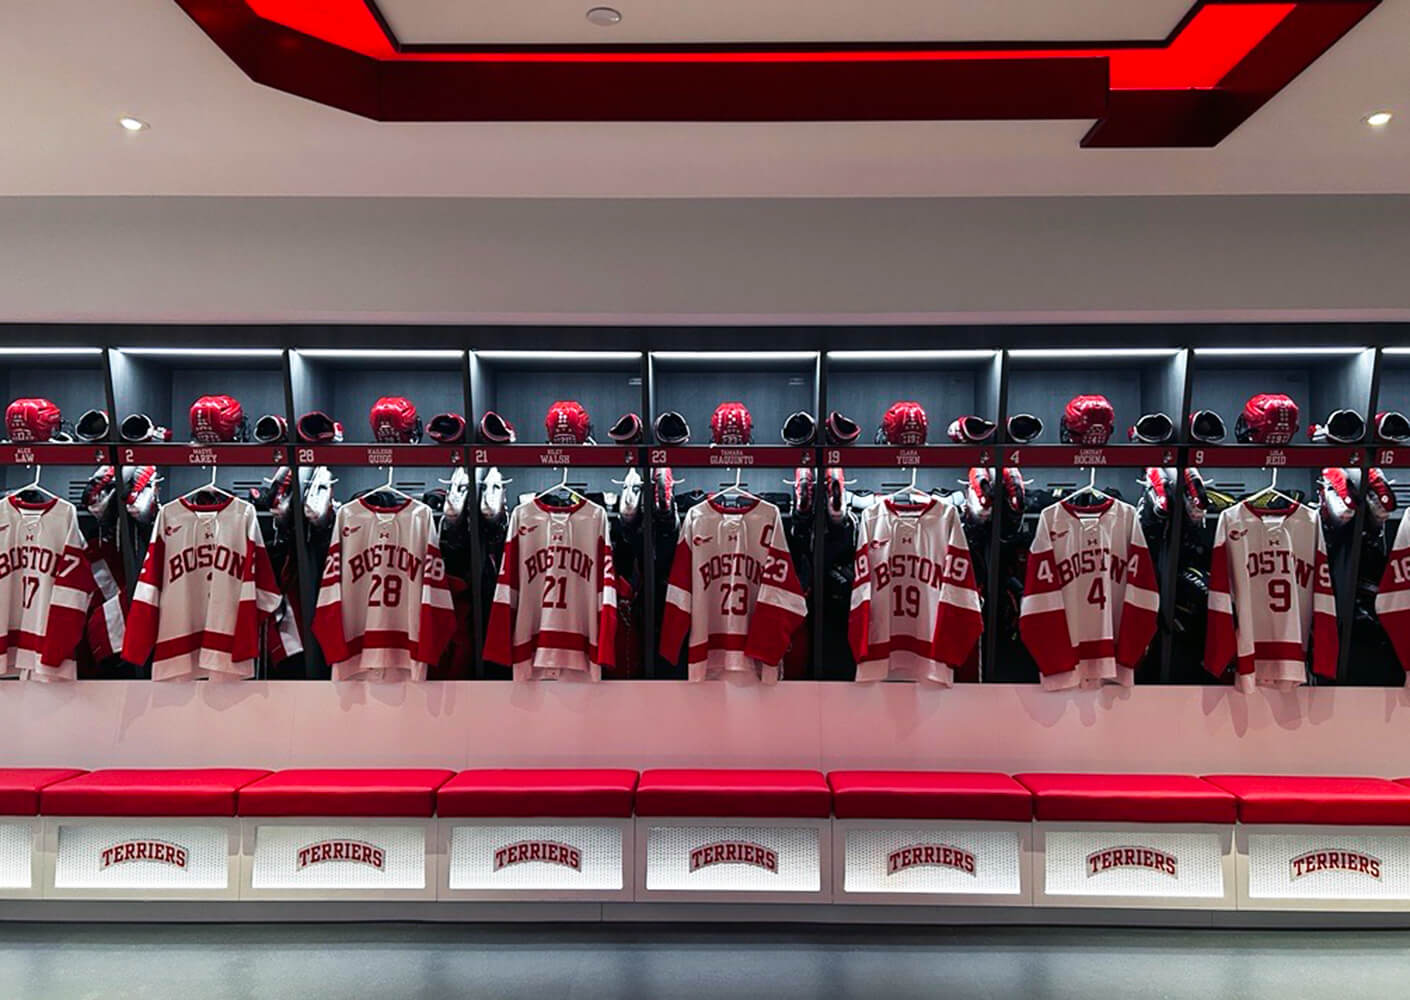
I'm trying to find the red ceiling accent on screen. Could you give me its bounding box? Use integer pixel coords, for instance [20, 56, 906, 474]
[174, 0, 1378, 146]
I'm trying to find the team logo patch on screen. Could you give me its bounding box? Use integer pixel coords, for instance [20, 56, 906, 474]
[100, 839, 189, 870]
[342, 524, 362, 537]
[1290, 849, 1382, 881]
[689, 841, 778, 874]
[518, 523, 539, 536]
[1229, 527, 1247, 540]
[493, 840, 583, 872]
[1086, 846, 1178, 879]
[296, 839, 386, 872]
[163, 522, 181, 536]
[886, 843, 977, 877]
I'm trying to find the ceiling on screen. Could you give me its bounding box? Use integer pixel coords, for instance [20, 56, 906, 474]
[375, 0, 1194, 45]
[0, 0, 1405, 197]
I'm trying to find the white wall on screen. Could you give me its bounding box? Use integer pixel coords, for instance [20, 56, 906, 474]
[5, 681, 1409, 777]
[1, 196, 1408, 325]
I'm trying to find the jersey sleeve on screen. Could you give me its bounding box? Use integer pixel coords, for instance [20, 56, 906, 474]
[482, 506, 521, 668]
[311, 521, 351, 665]
[847, 516, 872, 664]
[933, 509, 984, 667]
[1310, 523, 1339, 680]
[594, 513, 618, 669]
[1115, 512, 1160, 668]
[743, 508, 808, 666]
[1018, 513, 1079, 681]
[250, 515, 283, 616]
[1203, 511, 1237, 680]
[1375, 516, 1410, 680]
[40, 511, 98, 668]
[657, 531, 693, 663]
[417, 517, 456, 667]
[120, 512, 167, 667]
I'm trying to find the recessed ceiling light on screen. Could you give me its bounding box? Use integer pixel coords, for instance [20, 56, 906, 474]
[1365, 111, 1393, 128]
[118, 116, 149, 132]
[585, 6, 622, 26]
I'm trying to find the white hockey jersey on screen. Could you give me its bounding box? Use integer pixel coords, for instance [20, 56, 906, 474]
[123, 496, 282, 682]
[1376, 514, 1410, 686]
[0, 496, 96, 682]
[312, 496, 454, 683]
[659, 496, 807, 684]
[483, 497, 617, 682]
[1019, 498, 1160, 691]
[848, 497, 983, 685]
[1206, 502, 1337, 690]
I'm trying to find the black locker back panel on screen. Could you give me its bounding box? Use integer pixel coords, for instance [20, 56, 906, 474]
[654, 369, 813, 450]
[485, 368, 642, 495]
[1007, 366, 1172, 441]
[0, 366, 108, 497]
[1191, 367, 1316, 496]
[162, 367, 288, 494]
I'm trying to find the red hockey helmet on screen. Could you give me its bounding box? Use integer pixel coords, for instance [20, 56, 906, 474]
[6, 398, 62, 442]
[545, 400, 592, 444]
[711, 402, 753, 445]
[369, 396, 422, 443]
[879, 401, 928, 446]
[190, 395, 245, 443]
[1060, 394, 1115, 445]
[1235, 393, 1299, 445]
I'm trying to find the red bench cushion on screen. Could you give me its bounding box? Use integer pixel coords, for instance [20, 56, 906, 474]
[829, 771, 1032, 822]
[41, 769, 270, 817]
[437, 769, 638, 818]
[238, 769, 456, 817]
[636, 769, 830, 818]
[0, 769, 86, 815]
[1206, 775, 1410, 826]
[1015, 773, 1236, 824]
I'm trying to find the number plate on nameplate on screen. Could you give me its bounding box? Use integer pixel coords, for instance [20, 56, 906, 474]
[821, 447, 993, 468]
[652, 447, 814, 468]
[1187, 446, 1362, 468]
[0, 444, 108, 465]
[119, 444, 288, 466]
[295, 445, 464, 466]
[1002, 446, 1175, 467]
[471, 446, 639, 467]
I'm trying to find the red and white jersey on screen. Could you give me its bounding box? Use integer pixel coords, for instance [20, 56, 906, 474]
[313, 497, 454, 683]
[1376, 514, 1410, 687]
[1206, 502, 1337, 690]
[1019, 498, 1159, 691]
[659, 496, 806, 683]
[84, 535, 127, 665]
[483, 498, 617, 682]
[0, 496, 95, 682]
[848, 497, 982, 685]
[123, 496, 282, 682]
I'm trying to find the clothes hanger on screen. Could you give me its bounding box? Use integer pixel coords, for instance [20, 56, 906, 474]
[713, 468, 757, 508]
[1244, 465, 1302, 511]
[1066, 467, 1109, 508]
[884, 468, 929, 511]
[181, 464, 233, 504]
[534, 466, 584, 506]
[367, 463, 411, 505]
[11, 464, 59, 503]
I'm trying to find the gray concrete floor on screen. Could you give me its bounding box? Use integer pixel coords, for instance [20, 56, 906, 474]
[4, 923, 1410, 999]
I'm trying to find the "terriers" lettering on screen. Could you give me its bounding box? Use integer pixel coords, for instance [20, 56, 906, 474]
[1086, 846, 1178, 878]
[493, 840, 583, 872]
[100, 840, 188, 870]
[168, 543, 246, 583]
[296, 840, 387, 871]
[886, 843, 977, 876]
[1290, 850, 1382, 880]
[689, 841, 779, 874]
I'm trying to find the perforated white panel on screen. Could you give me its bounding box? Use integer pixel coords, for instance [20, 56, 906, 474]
[251, 825, 426, 890]
[54, 824, 229, 890]
[1248, 833, 1410, 900]
[0, 824, 33, 890]
[843, 827, 1021, 896]
[448, 824, 622, 891]
[1045, 830, 1224, 898]
[645, 825, 820, 893]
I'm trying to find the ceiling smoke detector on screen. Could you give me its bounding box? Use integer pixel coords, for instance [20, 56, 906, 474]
[586, 6, 622, 26]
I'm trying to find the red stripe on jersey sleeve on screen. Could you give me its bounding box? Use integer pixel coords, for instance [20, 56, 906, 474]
[1310, 546, 1339, 680]
[848, 540, 871, 664]
[482, 535, 519, 668]
[744, 547, 806, 667]
[312, 538, 351, 665]
[120, 533, 166, 667]
[1115, 524, 1159, 668]
[1203, 519, 1236, 679]
[418, 538, 455, 667]
[596, 537, 618, 670]
[657, 536, 693, 663]
[1018, 542, 1078, 678]
[934, 538, 983, 667]
[42, 533, 97, 668]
